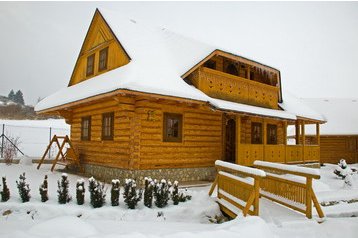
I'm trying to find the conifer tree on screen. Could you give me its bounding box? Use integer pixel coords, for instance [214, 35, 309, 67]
[111, 179, 120, 206]
[16, 173, 30, 202]
[88, 177, 106, 208]
[144, 177, 154, 208]
[123, 179, 142, 209]
[57, 173, 71, 204]
[1, 177, 10, 202]
[76, 179, 85, 205]
[171, 181, 180, 205]
[14, 90, 25, 105]
[154, 179, 171, 208]
[8, 90, 15, 101]
[39, 175, 48, 202]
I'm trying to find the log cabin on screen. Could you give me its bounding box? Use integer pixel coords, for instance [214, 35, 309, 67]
[35, 9, 325, 182]
[291, 98, 358, 164]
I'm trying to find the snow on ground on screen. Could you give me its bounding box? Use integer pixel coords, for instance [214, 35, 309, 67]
[0, 163, 357, 238]
[0, 119, 69, 157]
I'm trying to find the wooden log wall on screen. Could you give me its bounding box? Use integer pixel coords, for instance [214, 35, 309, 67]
[135, 98, 223, 169]
[319, 136, 358, 164]
[70, 96, 135, 169]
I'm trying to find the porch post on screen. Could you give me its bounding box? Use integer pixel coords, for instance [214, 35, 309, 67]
[316, 123, 320, 145]
[283, 121, 287, 163]
[263, 119, 267, 161]
[236, 115, 241, 165]
[302, 121, 306, 162]
[295, 121, 300, 145]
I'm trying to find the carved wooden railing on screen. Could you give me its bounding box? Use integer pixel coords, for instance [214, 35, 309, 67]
[254, 161, 324, 219]
[191, 67, 279, 109]
[209, 160, 266, 218]
[238, 144, 320, 166]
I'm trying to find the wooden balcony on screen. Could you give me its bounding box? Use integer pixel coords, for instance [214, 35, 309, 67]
[191, 67, 279, 109]
[237, 144, 320, 166]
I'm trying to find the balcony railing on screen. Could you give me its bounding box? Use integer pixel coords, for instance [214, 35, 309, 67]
[237, 144, 320, 166]
[191, 67, 279, 109]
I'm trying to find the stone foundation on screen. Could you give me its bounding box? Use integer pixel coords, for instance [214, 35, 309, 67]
[82, 164, 216, 185]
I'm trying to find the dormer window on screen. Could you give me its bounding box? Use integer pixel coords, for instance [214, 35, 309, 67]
[225, 63, 238, 76]
[86, 54, 95, 76]
[99, 47, 108, 71]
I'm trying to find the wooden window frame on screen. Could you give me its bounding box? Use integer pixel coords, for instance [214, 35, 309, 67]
[99, 47, 108, 72]
[102, 112, 114, 140]
[163, 113, 183, 142]
[81, 116, 91, 141]
[251, 122, 262, 144]
[86, 53, 95, 77]
[267, 124, 278, 145]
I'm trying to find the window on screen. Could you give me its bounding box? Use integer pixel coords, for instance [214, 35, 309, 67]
[81, 116, 91, 141]
[163, 113, 182, 142]
[225, 63, 239, 76]
[86, 54, 95, 76]
[267, 124, 277, 144]
[251, 122, 262, 144]
[102, 112, 114, 140]
[99, 47, 108, 71]
[204, 60, 216, 69]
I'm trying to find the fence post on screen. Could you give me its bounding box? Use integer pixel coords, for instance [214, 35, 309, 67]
[306, 177, 313, 219]
[49, 127, 52, 159]
[1, 124, 4, 158]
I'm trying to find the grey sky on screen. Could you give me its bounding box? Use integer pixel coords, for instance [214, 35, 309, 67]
[0, 1, 357, 106]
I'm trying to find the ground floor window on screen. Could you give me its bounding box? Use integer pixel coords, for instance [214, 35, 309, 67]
[251, 122, 262, 144]
[163, 113, 182, 142]
[267, 124, 278, 144]
[102, 112, 114, 140]
[81, 116, 91, 141]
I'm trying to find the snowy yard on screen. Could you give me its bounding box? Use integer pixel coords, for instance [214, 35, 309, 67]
[0, 162, 357, 238]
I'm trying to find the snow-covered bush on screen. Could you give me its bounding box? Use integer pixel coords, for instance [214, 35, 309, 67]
[171, 181, 191, 205]
[123, 179, 142, 209]
[57, 173, 71, 204]
[154, 179, 171, 208]
[39, 175, 48, 202]
[111, 179, 120, 206]
[3, 135, 20, 165]
[76, 179, 85, 205]
[144, 177, 154, 208]
[334, 159, 357, 179]
[16, 172, 30, 202]
[88, 177, 106, 208]
[1, 177, 10, 202]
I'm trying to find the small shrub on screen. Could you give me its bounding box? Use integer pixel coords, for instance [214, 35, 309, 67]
[76, 179, 85, 205]
[144, 177, 154, 208]
[154, 179, 171, 208]
[3, 136, 20, 165]
[111, 179, 120, 206]
[57, 173, 71, 204]
[123, 179, 142, 209]
[16, 173, 30, 202]
[39, 175, 48, 202]
[334, 159, 356, 179]
[1, 177, 10, 202]
[88, 177, 106, 208]
[171, 181, 191, 205]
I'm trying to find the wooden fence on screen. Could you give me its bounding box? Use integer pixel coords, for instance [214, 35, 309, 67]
[254, 160, 324, 219]
[209, 160, 266, 218]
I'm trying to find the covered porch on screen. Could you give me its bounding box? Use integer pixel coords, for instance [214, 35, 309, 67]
[223, 114, 322, 166]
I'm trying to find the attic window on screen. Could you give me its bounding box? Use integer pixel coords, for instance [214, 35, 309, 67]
[225, 64, 238, 76]
[99, 47, 108, 71]
[163, 113, 182, 142]
[86, 54, 95, 76]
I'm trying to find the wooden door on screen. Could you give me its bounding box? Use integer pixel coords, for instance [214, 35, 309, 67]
[225, 118, 236, 163]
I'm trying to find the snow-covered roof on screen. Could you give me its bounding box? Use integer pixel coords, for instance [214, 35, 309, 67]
[35, 8, 323, 122]
[297, 98, 358, 135]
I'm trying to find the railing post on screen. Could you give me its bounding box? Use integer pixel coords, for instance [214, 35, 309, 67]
[253, 177, 260, 216]
[306, 177, 312, 219]
[1, 124, 4, 158]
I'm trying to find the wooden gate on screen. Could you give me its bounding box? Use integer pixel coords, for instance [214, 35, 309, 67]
[254, 160, 324, 218]
[209, 160, 266, 218]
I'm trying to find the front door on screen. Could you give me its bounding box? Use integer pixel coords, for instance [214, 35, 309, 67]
[225, 118, 236, 163]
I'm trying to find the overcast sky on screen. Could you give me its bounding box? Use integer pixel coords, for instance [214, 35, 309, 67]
[0, 1, 358, 106]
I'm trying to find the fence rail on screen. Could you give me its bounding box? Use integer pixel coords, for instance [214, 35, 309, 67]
[254, 160, 324, 219]
[209, 160, 266, 218]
